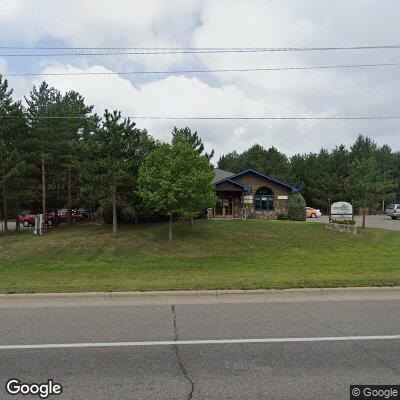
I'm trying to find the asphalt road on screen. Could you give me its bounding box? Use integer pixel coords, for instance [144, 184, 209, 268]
[1, 291, 400, 399]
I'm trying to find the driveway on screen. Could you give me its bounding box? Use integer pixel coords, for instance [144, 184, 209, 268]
[0, 221, 29, 233]
[308, 214, 400, 231]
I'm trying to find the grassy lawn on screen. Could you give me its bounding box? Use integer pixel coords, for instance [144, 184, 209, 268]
[0, 219, 399, 293]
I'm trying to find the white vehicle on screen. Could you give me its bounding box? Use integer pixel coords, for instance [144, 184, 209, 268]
[386, 204, 400, 220]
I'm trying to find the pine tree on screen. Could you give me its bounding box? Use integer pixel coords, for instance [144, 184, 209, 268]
[81, 110, 140, 234]
[172, 126, 214, 160]
[25, 82, 62, 233]
[347, 156, 395, 228]
[0, 75, 29, 234]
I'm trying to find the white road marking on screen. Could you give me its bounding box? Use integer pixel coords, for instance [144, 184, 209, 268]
[1, 335, 400, 350]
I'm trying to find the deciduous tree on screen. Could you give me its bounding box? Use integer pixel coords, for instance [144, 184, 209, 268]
[138, 141, 216, 241]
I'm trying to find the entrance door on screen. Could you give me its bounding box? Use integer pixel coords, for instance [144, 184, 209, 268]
[215, 196, 234, 217]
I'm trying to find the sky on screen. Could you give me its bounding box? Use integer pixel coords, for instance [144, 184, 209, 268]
[1, 0, 400, 162]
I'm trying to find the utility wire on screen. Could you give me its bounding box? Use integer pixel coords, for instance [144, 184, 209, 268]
[1, 115, 400, 120]
[2, 44, 400, 57]
[1, 44, 400, 51]
[4, 61, 400, 77]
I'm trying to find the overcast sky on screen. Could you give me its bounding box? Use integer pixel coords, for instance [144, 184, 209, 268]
[1, 0, 400, 161]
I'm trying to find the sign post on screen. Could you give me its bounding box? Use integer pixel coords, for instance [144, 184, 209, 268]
[34, 214, 44, 236]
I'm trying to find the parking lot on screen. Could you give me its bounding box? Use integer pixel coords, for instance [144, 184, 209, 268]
[308, 214, 400, 231]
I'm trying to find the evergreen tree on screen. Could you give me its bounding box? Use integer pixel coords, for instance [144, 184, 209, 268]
[287, 192, 306, 221]
[347, 155, 395, 228]
[0, 75, 29, 234]
[81, 110, 141, 234]
[172, 126, 214, 160]
[58, 91, 95, 226]
[25, 82, 63, 233]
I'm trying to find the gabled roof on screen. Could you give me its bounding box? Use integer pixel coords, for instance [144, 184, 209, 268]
[214, 178, 252, 193]
[230, 169, 300, 192]
[213, 168, 234, 183]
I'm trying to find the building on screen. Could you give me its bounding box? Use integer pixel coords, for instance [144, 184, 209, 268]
[211, 168, 299, 218]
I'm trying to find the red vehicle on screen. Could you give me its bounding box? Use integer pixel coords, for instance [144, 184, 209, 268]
[19, 211, 55, 227]
[19, 210, 84, 227]
[55, 209, 84, 223]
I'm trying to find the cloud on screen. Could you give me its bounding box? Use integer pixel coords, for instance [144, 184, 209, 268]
[2, 0, 400, 161]
[0, 0, 201, 70]
[32, 65, 265, 158]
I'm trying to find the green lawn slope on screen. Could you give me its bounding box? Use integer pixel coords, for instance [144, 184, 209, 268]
[0, 220, 399, 293]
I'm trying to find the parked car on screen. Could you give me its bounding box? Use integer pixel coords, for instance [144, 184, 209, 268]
[19, 211, 55, 227]
[55, 209, 84, 223]
[73, 208, 89, 219]
[386, 204, 399, 220]
[306, 207, 322, 218]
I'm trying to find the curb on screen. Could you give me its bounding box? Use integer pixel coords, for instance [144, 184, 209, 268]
[1, 286, 400, 300]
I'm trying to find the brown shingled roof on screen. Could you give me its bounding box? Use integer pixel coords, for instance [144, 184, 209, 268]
[213, 168, 234, 183]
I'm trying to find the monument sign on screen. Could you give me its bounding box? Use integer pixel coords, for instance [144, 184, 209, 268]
[331, 201, 353, 220]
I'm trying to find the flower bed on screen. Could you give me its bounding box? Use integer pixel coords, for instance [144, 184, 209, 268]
[330, 218, 356, 225]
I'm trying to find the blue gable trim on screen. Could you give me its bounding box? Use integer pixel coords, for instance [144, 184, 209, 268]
[229, 169, 300, 193]
[214, 178, 252, 193]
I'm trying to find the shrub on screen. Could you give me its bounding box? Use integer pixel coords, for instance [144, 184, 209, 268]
[287, 193, 306, 221]
[277, 212, 288, 220]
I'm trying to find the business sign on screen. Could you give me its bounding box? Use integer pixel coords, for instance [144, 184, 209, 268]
[331, 202, 353, 219]
[278, 195, 288, 200]
[243, 194, 253, 204]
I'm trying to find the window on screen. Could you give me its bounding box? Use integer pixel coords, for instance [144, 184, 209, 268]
[255, 187, 274, 211]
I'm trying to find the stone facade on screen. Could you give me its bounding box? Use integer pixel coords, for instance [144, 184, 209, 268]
[212, 169, 297, 219]
[234, 171, 292, 213]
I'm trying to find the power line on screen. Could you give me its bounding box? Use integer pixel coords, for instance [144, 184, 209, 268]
[1, 115, 400, 120]
[2, 44, 400, 57]
[4, 61, 400, 77]
[1, 44, 400, 51]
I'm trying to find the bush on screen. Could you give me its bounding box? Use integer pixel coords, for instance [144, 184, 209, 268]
[287, 193, 306, 221]
[277, 212, 288, 220]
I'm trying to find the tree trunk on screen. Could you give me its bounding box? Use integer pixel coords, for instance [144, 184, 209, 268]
[41, 156, 46, 234]
[2, 189, 8, 235]
[190, 217, 193, 226]
[168, 215, 173, 241]
[112, 186, 117, 234]
[362, 192, 367, 229]
[0, 127, 7, 235]
[15, 197, 20, 234]
[67, 171, 72, 227]
[54, 183, 59, 227]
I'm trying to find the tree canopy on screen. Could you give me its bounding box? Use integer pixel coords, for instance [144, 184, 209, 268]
[138, 140, 216, 240]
